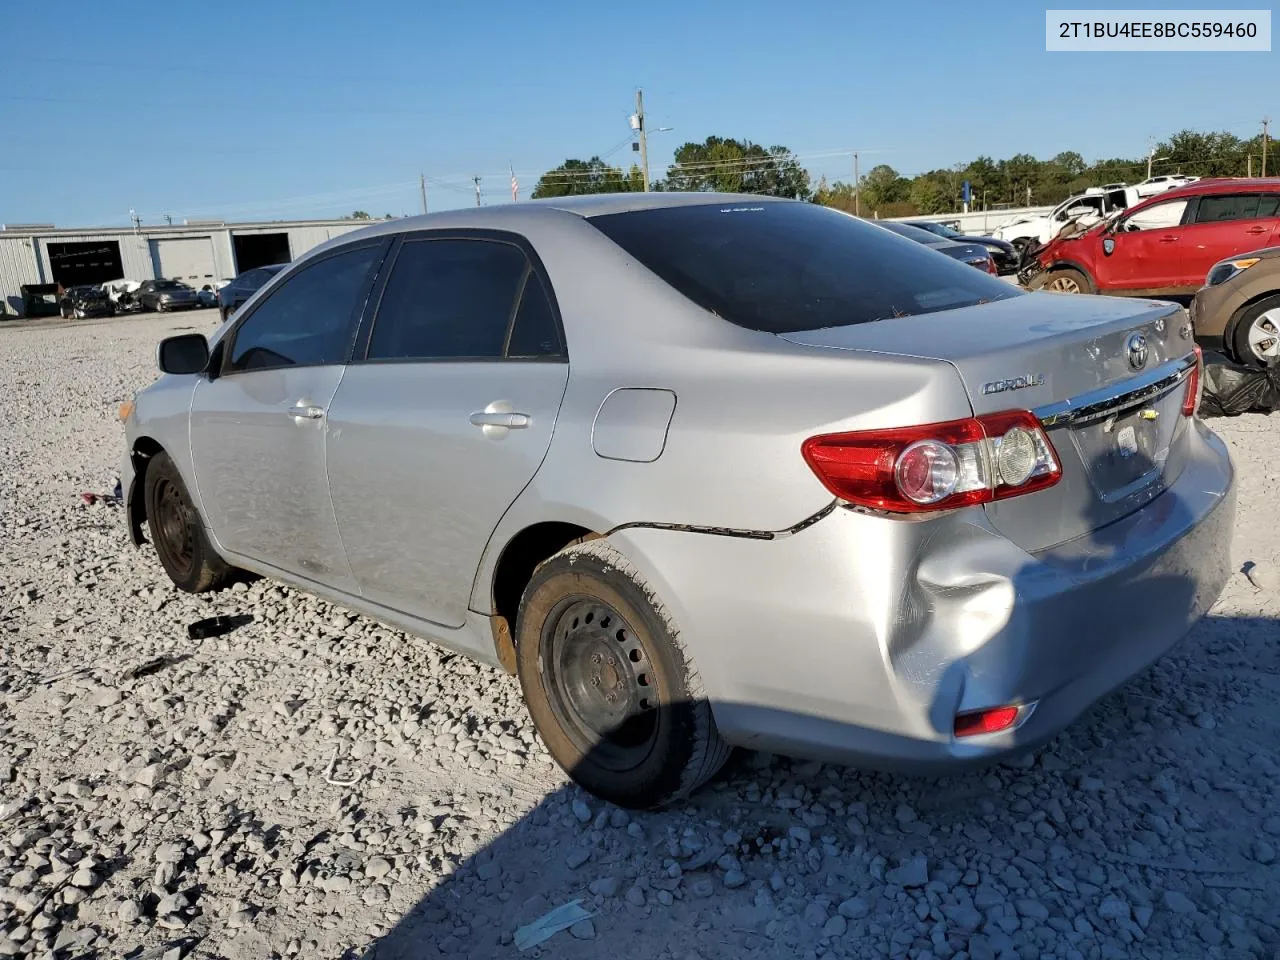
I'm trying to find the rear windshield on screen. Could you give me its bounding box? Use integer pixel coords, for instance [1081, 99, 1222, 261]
[588, 202, 1018, 333]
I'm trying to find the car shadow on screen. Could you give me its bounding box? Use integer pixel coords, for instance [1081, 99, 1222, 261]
[348, 428, 1272, 959]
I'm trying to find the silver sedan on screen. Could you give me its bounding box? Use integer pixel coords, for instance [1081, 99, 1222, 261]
[121, 194, 1235, 808]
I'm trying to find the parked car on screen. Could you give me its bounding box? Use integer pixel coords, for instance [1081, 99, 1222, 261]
[217, 264, 288, 322]
[902, 220, 1019, 273]
[101, 279, 144, 314]
[992, 188, 1131, 249]
[1134, 174, 1200, 198]
[1192, 245, 1280, 365]
[878, 221, 997, 273]
[58, 285, 114, 319]
[136, 279, 200, 312]
[120, 194, 1233, 808]
[1025, 178, 1280, 296]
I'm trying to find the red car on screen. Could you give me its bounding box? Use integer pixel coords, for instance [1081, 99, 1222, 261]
[1025, 178, 1280, 296]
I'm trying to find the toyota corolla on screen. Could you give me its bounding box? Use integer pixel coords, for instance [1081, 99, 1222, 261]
[120, 194, 1235, 808]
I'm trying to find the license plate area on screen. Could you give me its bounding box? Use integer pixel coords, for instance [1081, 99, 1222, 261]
[1068, 384, 1184, 502]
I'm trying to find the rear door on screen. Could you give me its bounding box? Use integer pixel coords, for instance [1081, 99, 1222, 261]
[1179, 192, 1280, 286]
[1092, 197, 1189, 290]
[325, 232, 569, 629]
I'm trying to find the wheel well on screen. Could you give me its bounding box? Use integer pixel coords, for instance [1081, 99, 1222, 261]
[488, 522, 598, 673]
[127, 437, 164, 542]
[1225, 289, 1280, 348]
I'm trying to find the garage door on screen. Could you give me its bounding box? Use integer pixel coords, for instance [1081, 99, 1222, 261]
[149, 237, 216, 287]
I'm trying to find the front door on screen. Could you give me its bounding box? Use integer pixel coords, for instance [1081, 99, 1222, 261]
[1093, 196, 1189, 291]
[326, 233, 569, 630]
[189, 241, 385, 592]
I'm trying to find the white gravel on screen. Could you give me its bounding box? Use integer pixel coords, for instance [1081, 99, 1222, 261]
[1, 311, 1278, 960]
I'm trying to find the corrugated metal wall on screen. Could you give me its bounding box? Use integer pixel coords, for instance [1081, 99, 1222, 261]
[0, 238, 42, 314]
[284, 223, 369, 258]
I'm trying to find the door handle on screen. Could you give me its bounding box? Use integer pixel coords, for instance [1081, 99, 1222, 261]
[1158, 235, 1178, 243]
[1246, 226, 1268, 234]
[469, 411, 530, 429]
[289, 403, 325, 420]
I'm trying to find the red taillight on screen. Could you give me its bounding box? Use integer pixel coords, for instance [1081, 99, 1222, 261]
[1182, 345, 1202, 417]
[954, 705, 1020, 738]
[801, 411, 1061, 514]
[985, 255, 998, 275]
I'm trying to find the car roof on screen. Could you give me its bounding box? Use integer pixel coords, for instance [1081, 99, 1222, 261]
[1146, 177, 1280, 201]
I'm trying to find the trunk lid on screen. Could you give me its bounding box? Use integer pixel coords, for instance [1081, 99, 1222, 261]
[780, 292, 1197, 551]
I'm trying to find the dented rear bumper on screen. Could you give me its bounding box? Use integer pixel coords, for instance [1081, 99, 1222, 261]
[608, 420, 1235, 771]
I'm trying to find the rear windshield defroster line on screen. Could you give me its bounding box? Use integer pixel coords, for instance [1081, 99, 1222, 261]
[588, 203, 1019, 334]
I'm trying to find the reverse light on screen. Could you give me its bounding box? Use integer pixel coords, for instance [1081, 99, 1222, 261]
[1205, 257, 1260, 287]
[1182, 345, 1202, 417]
[801, 411, 1061, 514]
[954, 705, 1020, 738]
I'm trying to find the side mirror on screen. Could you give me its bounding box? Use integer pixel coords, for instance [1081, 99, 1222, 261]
[158, 333, 210, 375]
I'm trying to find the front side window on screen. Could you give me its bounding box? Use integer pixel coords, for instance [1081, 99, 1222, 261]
[1121, 198, 1188, 232]
[589, 203, 1017, 333]
[367, 238, 559, 361]
[227, 244, 379, 372]
[1194, 193, 1264, 223]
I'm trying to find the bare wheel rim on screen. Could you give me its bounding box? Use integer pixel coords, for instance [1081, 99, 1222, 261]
[1047, 275, 1082, 294]
[541, 597, 659, 771]
[1246, 308, 1280, 360]
[154, 476, 195, 576]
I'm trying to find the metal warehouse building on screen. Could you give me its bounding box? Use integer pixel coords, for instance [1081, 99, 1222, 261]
[0, 218, 374, 316]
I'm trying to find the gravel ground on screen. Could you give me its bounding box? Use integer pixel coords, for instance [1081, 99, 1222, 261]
[1, 311, 1278, 960]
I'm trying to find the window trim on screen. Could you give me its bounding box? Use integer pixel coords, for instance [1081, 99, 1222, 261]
[217, 238, 391, 378]
[351, 228, 568, 366]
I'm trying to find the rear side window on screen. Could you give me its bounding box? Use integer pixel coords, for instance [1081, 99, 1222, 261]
[367, 238, 562, 360]
[1194, 194, 1263, 223]
[588, 202, 1018, 333]
[1259, 194, 1280, 217]
[228, 244, 379, 372]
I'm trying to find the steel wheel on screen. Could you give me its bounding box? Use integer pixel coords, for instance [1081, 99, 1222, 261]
[1245, 308, 1280, 362]
[540, 597, 659, 771]
[153, 474, 195, 579]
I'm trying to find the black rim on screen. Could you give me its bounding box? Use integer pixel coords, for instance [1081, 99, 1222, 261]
[541, 598, 659, 771]
[154, 476, 195, 577]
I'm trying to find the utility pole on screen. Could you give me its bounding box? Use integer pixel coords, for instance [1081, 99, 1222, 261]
[419, 173, 428, 215]
[473, 176, 482, 208]
[1146, 145, 1157, 180]
[1248, 155, 1253, 177]
[853, 152, 860, 217]
[130, 209, 140, 234]
[1262, 117, 1270, 178]
[164, 214, 172, 225]
[635, 89, 650, 192]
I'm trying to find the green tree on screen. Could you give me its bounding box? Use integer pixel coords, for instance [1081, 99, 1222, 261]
[531, 157, 641, 198]
[859, 164, 910, 210]
[664, 137, 810, 198]
[347, 210, 372, 220]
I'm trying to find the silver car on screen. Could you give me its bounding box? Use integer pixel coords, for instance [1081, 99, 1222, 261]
[121, 194, 1235, 808]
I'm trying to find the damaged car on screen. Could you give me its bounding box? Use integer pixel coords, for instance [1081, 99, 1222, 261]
[120, 194, 1235, 808]
[58, 284, 114, 319]
[1023, 179, 1280, 297]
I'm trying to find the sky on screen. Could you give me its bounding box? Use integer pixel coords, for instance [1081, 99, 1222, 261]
[1, 0, 1275, 227]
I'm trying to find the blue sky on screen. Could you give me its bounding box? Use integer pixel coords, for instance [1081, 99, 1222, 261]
[1, 0, 1275, 226]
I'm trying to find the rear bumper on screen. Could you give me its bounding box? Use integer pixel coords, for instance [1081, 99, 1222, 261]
[609, 421, 1234, 771]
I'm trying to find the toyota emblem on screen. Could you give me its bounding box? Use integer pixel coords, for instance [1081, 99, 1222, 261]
[1127, 333, 1148, 370]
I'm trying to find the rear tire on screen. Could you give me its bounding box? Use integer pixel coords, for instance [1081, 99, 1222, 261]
[1037, 267, 1093, 295]
[144, 451, 234, 593]
[515, 539, 730, 808]
[1231, 295, 1280, 367]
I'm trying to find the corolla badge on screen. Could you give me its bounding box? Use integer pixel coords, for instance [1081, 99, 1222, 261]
[982, 373, 1045, 396]
[1127, 332, 1149, 370]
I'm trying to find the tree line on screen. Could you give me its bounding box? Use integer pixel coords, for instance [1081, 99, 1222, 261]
[531, 129, 1273, 216]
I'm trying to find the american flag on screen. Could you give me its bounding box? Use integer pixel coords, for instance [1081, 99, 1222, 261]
[510, 164, 519, 203]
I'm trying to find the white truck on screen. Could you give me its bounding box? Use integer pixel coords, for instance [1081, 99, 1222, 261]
[991, 185, 1138, 249]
